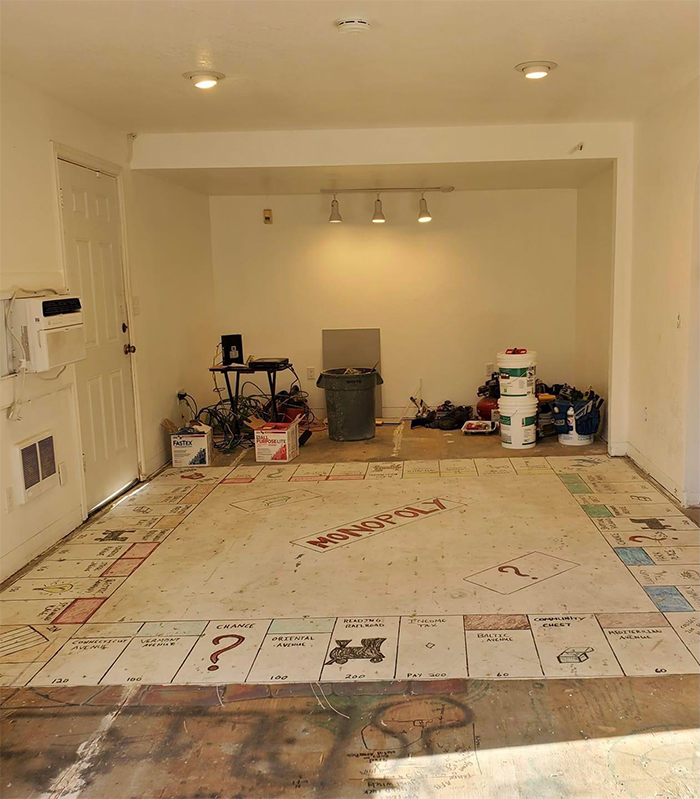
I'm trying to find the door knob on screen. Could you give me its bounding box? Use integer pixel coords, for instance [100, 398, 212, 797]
[124, 344, 136, 354]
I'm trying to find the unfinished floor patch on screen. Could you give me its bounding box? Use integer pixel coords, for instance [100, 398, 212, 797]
[1, 457, 698, 686]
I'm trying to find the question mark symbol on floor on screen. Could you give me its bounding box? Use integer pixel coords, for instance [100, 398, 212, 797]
[629, 534, 678, 543]
[498, 565, 538, 580]
[208, 634, 245, 671]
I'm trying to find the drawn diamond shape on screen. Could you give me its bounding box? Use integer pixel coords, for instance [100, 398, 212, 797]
[463, 551, 580, 595]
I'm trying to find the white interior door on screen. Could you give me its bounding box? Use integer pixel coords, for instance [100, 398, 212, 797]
[58, 158, 138, 512]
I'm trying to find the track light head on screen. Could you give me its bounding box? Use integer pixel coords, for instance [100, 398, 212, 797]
[328, 195, 342, 223]
[372, 194, 386, 224]
[418, 194, 432, 223]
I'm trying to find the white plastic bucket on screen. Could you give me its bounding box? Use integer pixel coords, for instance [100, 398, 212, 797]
[498, 397, 538, 449]
[497, 350, 537, 398]
[558, 430, 595, 447]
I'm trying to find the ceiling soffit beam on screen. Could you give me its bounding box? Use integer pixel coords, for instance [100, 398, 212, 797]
[130, 122, 633, 171]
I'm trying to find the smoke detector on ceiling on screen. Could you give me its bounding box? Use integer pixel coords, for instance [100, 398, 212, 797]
[336, 18, 371, 34]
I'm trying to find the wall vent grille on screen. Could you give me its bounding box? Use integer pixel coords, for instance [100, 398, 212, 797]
[15, 432, 59, 503]
[20, 445, 41, 489]
[38, 436, 57, 479]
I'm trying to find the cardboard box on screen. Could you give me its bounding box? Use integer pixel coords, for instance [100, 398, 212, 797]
[171, 423, 213, 467]
[254, 419, 300, 463]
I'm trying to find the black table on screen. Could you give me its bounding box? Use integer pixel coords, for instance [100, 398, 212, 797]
[210, 361, 293, 424]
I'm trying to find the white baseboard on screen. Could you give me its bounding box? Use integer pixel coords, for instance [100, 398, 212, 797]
[1, 505, 83, 583]
[685, 490, 700, 506]
[626, 443, 690, 506]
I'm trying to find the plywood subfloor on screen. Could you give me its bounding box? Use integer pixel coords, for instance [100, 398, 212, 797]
[2, 676, 698, 799]
[1, 456, 697, 689]
[214, 425, 609, 466]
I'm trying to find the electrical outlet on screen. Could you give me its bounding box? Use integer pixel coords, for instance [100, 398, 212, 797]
[485, 363, 494, 378]
[306, 367, 316, 381]
[4, 487, 14, 514]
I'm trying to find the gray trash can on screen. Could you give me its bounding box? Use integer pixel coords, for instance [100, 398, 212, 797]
[317, 368, 384, 441]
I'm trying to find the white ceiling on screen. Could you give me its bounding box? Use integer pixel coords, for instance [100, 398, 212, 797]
[143, 159, 614, 195]
[1, 1, 697, 133]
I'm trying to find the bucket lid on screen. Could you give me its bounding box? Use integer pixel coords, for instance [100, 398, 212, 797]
[497, 350, 537, 360]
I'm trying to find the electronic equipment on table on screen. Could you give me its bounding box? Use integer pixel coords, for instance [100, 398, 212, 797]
[221, 334, 244, 366]
[210, 359, 293, 424]
[248, 357, 289, 370]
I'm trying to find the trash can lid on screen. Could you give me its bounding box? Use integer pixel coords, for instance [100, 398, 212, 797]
[321, 367, 376, 376]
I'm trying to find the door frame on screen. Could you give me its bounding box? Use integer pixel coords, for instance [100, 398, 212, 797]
[51, 141, 145, 517]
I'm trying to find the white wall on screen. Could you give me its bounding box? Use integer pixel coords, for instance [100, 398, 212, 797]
[132, 122, 634, 171]
[628, 79, 700, 504]
[210, 189, 579, 414]
[574, 166, 615, 435]
[0, 74, 215, 580]
[128, 171, 217, 476]
[134, 122, 635, 453]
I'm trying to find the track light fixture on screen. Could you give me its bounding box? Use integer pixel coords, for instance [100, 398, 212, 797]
[418, 193, 432, 223]
[322, 185, 452, 224]
[372, 193, 386, 224]
[328, 194, 342, 223]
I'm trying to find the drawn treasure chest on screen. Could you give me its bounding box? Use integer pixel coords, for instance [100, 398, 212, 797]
[557, 647, 593, 663]
[325, 638, 386, 665]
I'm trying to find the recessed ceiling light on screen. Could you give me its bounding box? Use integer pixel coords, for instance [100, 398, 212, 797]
[182, 71, 226, 89]
[514, 61, 558, 80]
[337, 18, 371, 34]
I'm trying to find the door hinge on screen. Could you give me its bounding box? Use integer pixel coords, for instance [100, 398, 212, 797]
[59, 187, 65, 209]
[82, 453, 86, 472]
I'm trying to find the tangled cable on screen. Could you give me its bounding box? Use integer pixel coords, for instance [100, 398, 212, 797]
[179, 349, 324, 452]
